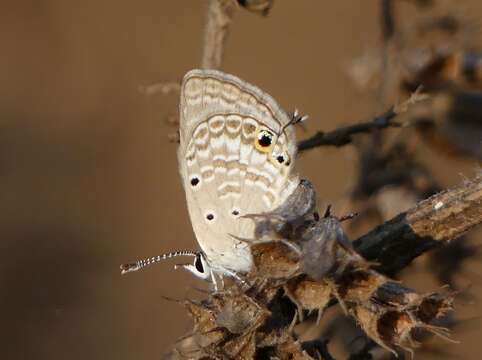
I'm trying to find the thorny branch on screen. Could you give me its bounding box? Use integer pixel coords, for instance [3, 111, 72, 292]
[297, 87, 428, 152]
[355, 174, 482, 276]
[168, 176, 479, 359]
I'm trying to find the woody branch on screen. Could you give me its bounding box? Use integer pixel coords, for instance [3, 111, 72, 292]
[355, 174, 482, 276]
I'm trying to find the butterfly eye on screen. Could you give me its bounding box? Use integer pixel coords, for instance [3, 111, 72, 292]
[255, 129, 274, 153]
[194, 254, 204, 273]
[186, 253, 210, 280]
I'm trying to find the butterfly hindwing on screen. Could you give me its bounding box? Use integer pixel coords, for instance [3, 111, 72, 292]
[178, 69, 298, 274]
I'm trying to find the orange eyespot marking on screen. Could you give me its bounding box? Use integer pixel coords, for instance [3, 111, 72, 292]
[255, 129, 274, 153]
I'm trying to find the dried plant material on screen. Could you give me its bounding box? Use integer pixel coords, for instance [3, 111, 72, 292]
[285, 276, 332, 322]
[170, 290, 267, 359]
[202, 0, 237, 69]
[393, 86, 430, 114]
[250, 242, 300, 280]
[166, 178, 470, 359]
[354, 174, 482, 275]
[237, 0, 274, 16]
[407, 176, 482, 241]
[346, 2, 482, 161]
[298, 87, 428, 151]
[139, 81, 181, 96]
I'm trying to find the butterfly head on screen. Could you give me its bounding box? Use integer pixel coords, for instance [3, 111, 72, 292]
[175, 252, 212, 280]
[120, 250, 211, 281]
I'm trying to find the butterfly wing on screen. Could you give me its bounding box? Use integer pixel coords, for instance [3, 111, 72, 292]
[178, 69, 298, 274]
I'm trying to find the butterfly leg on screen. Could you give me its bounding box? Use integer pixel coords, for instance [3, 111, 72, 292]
[221, 268, 248, 289]
[210, 267, 220, 292]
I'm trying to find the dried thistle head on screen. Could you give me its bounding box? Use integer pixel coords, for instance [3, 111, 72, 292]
[168, 179, 455, 359]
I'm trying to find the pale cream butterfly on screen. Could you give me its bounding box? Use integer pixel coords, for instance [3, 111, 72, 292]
[121, 69, 303, 290]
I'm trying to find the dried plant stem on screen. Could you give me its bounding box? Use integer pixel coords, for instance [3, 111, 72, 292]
[380, 0, 395, 42]
[139, 0, 236, 97]
[355, 174, 482, 275]
[298, 87, 428, 151]
[378, 0, 396, 107]
[138, 81, 181, 96]
[201, 0, 237, 69]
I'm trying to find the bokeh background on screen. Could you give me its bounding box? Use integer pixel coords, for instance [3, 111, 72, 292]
[1, 1, 481, 359]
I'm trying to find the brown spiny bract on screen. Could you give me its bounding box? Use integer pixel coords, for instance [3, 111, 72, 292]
[171, 180, 455, 359]
[285, 275, 331, 315]
[250, 242, 300, 280]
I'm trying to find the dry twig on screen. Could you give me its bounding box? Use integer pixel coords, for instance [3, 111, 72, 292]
[297, 88, 428, 151]
[139, 0, 237, 97]
[201, 0, 237, 69]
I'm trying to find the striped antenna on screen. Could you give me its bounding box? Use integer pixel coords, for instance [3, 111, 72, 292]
[278, 108, 309, 138]
[120, 250, 198, 275]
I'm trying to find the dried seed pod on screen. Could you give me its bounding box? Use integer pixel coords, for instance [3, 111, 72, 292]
[285, 275, 332, 320]
[250, 242, 300, 280]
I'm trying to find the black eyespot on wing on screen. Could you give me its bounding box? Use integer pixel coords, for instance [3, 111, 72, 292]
[276, 155, 285, 164]
[206, 214, 214, 221]
[232, 210, 239, 216]
[257, 131, 273, 147]
[194, 254, 204, 273]
[190, 177, 200, 186]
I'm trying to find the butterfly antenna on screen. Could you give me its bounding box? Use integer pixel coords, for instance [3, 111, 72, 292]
[279, 108, 309, 137]
[120, 250, 198, 275]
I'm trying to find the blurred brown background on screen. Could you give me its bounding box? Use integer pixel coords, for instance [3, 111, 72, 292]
[1, 1, 481, 359]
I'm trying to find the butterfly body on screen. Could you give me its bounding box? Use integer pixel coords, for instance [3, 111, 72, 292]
[178, 69, 299, 277]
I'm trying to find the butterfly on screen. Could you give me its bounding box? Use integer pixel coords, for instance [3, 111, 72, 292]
[121, 69, 304, 290]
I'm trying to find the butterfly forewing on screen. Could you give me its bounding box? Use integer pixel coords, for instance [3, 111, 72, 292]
[178, 69, 298, 274]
